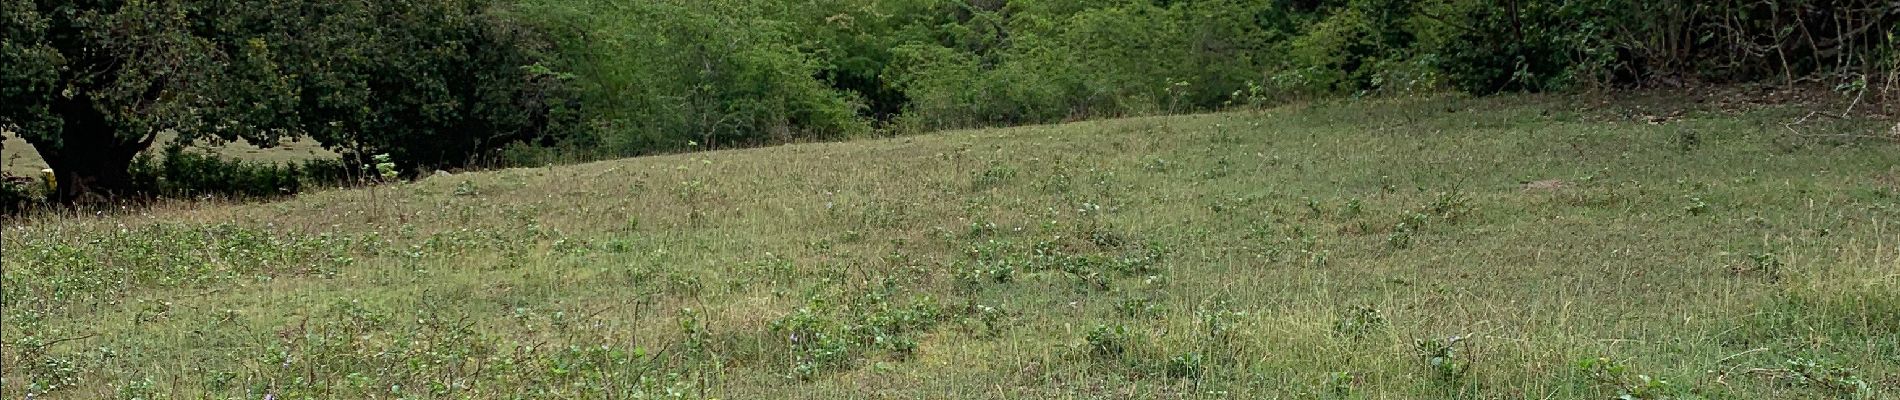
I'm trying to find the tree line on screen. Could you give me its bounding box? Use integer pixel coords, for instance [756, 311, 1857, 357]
[3, 0, 1895, 203]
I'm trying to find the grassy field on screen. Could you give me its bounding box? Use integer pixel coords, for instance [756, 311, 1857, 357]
[2, 95, 1896, 399]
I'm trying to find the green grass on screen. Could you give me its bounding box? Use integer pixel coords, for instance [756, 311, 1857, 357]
[3, 94, 1896, 399]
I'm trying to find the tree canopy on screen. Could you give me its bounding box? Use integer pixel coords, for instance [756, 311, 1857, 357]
[1, 0, 573, 202]
[2, 0, 263, 201]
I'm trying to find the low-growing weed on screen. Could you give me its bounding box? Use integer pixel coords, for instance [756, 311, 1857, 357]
[1116, 296, 1165, 318]
[1415, 335, 1469, 384]
[1331, 305, 1388, 339]
[1086, 324, 1131, 357]
[1782, 357, 1873, 398]
[1165, 352, 1204, 379]
[1578, 357, 1686, 399]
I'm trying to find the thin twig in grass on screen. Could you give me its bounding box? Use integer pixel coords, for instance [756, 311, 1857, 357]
[1782, 107, 1898, 142]
[1744, 367, 1794, 378]
[579, 303, 616, 321]
[1843, 84, 1865, 116]
[1787, 132, 1900, 142]
[1717, 347, 1770, 364]
[29, 333, 98, 349]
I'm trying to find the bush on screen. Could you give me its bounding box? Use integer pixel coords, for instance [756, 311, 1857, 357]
[887, 1, 1287, 130]
[520, 0, 869, 155]
[0, 173, 40, 216]
[135, 146, 305, 199]
[1428, 1, 1614, 94]
[295, 158, 357, 188]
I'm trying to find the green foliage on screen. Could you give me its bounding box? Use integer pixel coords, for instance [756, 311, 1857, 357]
[10, 0, 1895, 206]
[368, 154, 399, 182]
[768, 284, 945, 379]
[1276, 0, 1427, 94]
[119, 146, 382, 201]
[251, 0, 582, 171]
[142, 147, 302, 199]
[888, 0, 1286, 130]
[1783, 357, 1873, 398]
[1085, 324, 1130, 357]
[1428, 0, 1615, 93]
[2, 95, 1897, 397]
[519, 0, 869, 155]
[1331, 304, 1388, 339]
[0, 172, 38, 215]
[1415, 335, 1469, 384]
[0, 0, 577, 202]
[1579, 357, 1687, 399]
[1164, 352, 1204, 379]
[1431, 0, 1899, 93]
[0, 0, 262, 200]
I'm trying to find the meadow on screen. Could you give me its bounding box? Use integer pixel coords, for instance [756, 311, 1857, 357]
[1, 95, 1895, 399]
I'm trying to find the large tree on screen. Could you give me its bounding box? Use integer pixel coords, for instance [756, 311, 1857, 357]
[0, 0, 293, 202]
[1, 0, 574, 203]
[267, 0, 579, 170]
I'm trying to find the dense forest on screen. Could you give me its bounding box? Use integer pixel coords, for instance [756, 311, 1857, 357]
[2, 0, 1897, 203]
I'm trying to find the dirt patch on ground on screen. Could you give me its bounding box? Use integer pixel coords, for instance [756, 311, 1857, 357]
[1523, 179, 1569, 191]
[1878, 168, 1900, 192]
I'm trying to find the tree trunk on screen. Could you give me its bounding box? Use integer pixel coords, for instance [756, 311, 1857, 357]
[43, 148, 136, 204]
[26, 94, 147, 204]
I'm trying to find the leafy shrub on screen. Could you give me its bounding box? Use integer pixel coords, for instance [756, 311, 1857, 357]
[0, 173, 40, 215]
[1332, 304, 1388, 339]
[768, 287, 945, 379]
[1578, 357, 1685, 399]
[1085, 324, 1130, 357]
[140, 146, 302, 199]
[296, 157, 357, 188]
[1783, 357, 1873, 398]
[521, 0, 869, 156]
[1164, 352, 1204, 379]
[1429, 1, 1613, 93]
[1278, 0, 1422, 94]
[1415, 335, 1469, 384]
[123, 146, 380, 201]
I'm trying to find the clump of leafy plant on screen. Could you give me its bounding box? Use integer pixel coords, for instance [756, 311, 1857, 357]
[1387, 223, 1416, 249]
[1684, 196, 1710, 215]
[963, 303, 1009, 338]
[1086, 324, 1131, 357]
[367, 153, 399, 182]
[1782, 357, 1872, 398]
[452, 180, 478, 196]
[18, 342, 81, 396]
[1424, 192, 1475, 223]
[972, 164, 1018, 191]
[1196, 300, 1246, 343]
[770, 307, 851, 379]
[1326, 371, 1361, 396]
[1384, 193, 1477, 250]
[1414, 335, 1469, 384]
[1579, 357, 1685, 399]
[1165, 352, 1204, 379]
[1728, 251, 1784, 280]
[1116, 296, 1165, 318]
[769, 285, 946, 379]
[1674, 128, 1701, 152]
[1332, 305, 1388, 339]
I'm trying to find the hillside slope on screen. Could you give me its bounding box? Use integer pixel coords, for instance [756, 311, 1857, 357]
[3, 96, 1896, 398]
